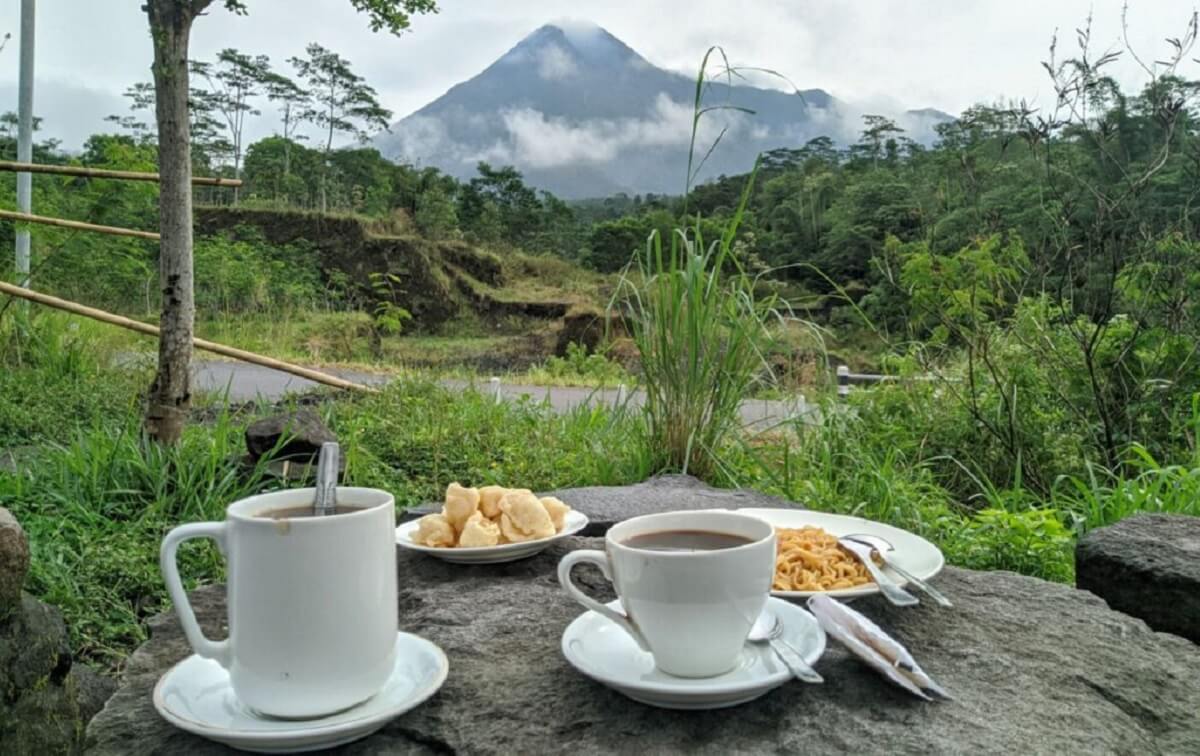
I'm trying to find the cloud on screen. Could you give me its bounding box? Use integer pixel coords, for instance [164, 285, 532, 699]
[536, 44, 578, 80]
[487, 92, 750, 169]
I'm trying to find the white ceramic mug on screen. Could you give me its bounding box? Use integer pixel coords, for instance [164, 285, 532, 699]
[558, 509, 775, 678]
[160, 487, 398, 719]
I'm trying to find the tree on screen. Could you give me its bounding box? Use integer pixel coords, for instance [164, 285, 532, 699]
[195, 48, 272, 202]
[414, 182, 458, 239]
[290, 43, 393, 213]
[857, 114, 905, 169]
[105, 83, 155, 142]
[187, 84, 234, 173]
[141, 0, 437, 444]
[261, 69, 310, 185]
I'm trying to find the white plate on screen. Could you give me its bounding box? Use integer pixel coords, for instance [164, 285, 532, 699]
[737, 507, 945, 600]
[396, 509, 589, 564]
[561, 597, 825, 710]
[153, 632, 448, 753]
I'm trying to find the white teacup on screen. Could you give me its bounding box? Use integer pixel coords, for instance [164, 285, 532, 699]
[160, 488, 398, 719]
[558, 509, 775, 678]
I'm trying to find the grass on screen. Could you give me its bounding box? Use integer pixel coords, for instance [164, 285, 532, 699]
[3, 294, 1198, 675]
[0, 357, 655, 668]
[617, 165, 780, 479]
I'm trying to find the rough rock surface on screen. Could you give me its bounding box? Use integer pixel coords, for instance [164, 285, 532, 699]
[400, 474, 798, 535]
[1076, 513, 1200, 643]
[0, 507, 30, 610]
[0, 593, 105, 754]
[89, 547, 1200, 754]
[244, 408, 337, 463]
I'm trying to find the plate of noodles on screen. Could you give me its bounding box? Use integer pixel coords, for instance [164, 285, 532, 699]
[736, 508, 945, 600]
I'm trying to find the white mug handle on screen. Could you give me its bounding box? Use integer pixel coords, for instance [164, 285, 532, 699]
[160, 522, 232, 668]
[557, 549, 649, 652]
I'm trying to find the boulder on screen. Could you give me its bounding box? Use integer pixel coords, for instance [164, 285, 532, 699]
[89, 524, 1200, 753]
[71, 665, 118, 726]
[0, 507, 29, 610]
[399, 474, 799, 535]
[244, 409, 337, 464]
[0, 593, 98, 754]
[1076, 513, 1200, 644]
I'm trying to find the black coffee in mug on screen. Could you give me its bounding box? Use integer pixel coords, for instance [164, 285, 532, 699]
[621, 529, 754, 552]
[258, 505, 365, 519]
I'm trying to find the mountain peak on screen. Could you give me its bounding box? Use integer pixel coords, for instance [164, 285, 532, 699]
[378, 22, 843, 198]
[500, 20, 648, 76]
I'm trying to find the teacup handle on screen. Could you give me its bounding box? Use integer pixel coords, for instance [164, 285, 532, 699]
[160, 522, 232, 668]
[558, 549, 650, 652]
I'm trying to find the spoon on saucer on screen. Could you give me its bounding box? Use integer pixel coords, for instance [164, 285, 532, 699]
[748, 610, 823, 684]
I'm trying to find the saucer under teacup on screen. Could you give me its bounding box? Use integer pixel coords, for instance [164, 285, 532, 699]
[153, 632, 448, 753]
[561, 597, 825, 710]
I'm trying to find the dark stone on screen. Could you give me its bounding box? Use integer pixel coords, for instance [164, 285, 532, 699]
[88, 540, 1200, 754]
[244, 409, 337, 464]
[70, 665, 118, 727]
[0, 507, 29, 610]
[399, 474, 799, 536]
[0, 593, 89, 754]
[1076, 513, 1200, 643]
[0, 593, 72, 692]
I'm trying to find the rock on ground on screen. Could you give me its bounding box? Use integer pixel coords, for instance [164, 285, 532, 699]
[401, 474, 798, 535]
[89, 476, 1200, 755]
[243, 408, 337, 463]
[0, 508, 116, 754]
[1076, 513, 1200, 644]
[1, 593, 110, 754]
[0, 507, 30, 610]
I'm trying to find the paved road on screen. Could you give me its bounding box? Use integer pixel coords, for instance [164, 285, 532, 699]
[192, 361, 817, 430]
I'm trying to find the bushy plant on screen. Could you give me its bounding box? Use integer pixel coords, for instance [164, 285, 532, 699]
[617, 192, 780, 478]
[533, 343, 627, 385]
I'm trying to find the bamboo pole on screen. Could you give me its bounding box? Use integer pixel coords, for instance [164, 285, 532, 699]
[0, 210, 160, 241]
[0, 281, 379, 394]
[0, 160, 242, 187]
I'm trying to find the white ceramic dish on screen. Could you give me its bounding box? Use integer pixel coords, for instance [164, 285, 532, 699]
[561, 597, 825, 710]
[737, 507, 945, 600]
[396, 509, 589, 564]
[153, 632, 448, 753]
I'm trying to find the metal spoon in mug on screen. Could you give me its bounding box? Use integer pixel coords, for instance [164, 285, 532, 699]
[843, 534, 953, 607]
[313, 442, 339, 516]
[747, 609, 823, 684]
[837, 537, 920, 607]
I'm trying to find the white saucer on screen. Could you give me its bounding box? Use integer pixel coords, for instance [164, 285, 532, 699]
[396, 510, 589, 564]
[737, 508, 946, 600]
[561, 597, 825, 710]
[153, 632, 448, 753]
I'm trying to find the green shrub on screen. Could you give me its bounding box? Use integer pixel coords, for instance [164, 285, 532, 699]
[530, 343, 628, 385]
[617, 172, 780, 479]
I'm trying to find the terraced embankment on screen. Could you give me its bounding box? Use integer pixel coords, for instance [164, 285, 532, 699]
[196, 207, 594, 332]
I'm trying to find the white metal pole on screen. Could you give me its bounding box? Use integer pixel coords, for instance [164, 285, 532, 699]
[15, 0, 35, 288]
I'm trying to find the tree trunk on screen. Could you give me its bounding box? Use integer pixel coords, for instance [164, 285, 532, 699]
[144, 0, 203, 444]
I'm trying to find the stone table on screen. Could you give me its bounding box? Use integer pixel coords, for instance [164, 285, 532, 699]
[88, 481, 1200, 755]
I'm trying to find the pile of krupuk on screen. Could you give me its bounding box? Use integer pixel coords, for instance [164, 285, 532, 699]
[413, 483, 572, 548]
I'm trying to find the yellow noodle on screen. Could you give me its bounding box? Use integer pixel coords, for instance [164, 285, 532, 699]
[773, 526, 873, 591]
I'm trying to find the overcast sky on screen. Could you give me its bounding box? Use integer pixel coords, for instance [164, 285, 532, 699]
[0, 1, 1195, 152]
